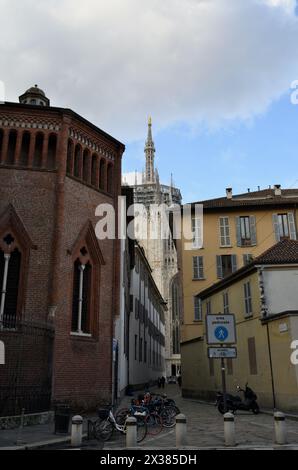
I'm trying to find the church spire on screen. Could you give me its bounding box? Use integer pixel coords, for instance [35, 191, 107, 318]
[145, 116, 155, 183]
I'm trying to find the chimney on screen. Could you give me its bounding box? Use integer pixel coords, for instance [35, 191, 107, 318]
[274, 184, 281, 196]
[226, 188, 233, 200]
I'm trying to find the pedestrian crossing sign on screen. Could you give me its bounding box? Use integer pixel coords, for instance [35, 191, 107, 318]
[206, 314, 236, 345]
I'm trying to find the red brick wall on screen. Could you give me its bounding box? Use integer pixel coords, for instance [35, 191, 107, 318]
[0, 103, 124, 410]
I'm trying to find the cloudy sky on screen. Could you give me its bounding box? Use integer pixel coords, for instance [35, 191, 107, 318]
[1, 0, 298, 200]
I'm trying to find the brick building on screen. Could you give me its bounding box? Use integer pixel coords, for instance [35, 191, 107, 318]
[0, 86, 124, 414]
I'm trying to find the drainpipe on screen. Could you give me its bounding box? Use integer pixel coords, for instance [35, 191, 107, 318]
[266, 322, 277, 410]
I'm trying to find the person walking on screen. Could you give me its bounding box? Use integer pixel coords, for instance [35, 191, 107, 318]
[161, 376, 166, 389]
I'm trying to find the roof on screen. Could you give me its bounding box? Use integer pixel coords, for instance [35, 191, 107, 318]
[1, 102, 125, 151]
[188, 188, 298, 212]
[197, 239, 298, 300]
[254, 238, 298, 264]
[23, 85, 46, 97]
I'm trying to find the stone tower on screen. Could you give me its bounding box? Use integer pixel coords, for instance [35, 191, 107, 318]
[123, 119, 182, 378]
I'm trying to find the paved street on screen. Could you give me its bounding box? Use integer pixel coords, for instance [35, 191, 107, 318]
[0, 384, 297, 450]
[105, 385, 298, 450]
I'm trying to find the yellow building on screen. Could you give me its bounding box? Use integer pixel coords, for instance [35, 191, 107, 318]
[181, 239, 298, 411]
[180, 186, 298, 343]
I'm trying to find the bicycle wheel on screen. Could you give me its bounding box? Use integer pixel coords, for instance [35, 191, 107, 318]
[136, 416, 148, 443]
[94, 418, 114, 441]
[145, 413, 163, 436]
[160, 407, 176, 428]
[115, 408, 130, 426]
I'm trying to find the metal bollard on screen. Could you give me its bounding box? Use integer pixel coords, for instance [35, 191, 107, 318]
[126, 417, 137, 448]
[176, 414, 187, 447]
[71, 415, 83, 447]
[274, 412, 287, 445]
[224, 412, 235, 447]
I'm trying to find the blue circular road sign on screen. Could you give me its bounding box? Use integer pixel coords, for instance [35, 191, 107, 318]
[214, 326, 228, 342]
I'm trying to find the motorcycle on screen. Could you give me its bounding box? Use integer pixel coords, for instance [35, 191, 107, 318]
[216, 383, 260, 415]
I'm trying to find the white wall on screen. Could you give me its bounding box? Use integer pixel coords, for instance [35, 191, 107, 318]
[115, 237, 128, 398]
[129, 259, 166, 387]
[263, 267, 298, 315]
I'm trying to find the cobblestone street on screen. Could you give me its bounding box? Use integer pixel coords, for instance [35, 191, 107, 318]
[105, 385, 298, 450]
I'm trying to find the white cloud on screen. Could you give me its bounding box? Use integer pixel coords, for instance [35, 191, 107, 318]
[0, 0, 298, 141]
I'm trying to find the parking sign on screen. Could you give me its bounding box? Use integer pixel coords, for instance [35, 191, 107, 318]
[206, 314, 236, 345]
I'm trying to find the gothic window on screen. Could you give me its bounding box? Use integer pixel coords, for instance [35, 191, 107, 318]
[66, 139, 74, 175]
[0, 206, 35, 330]
[74, 144, 81, 178]
[99, 159, 106, 190]
[0, 235, 22, 329]
[6, 130, 17, 165]
[33, 133, 44, 168]
[107, 163, 114, 194]
[70, 221, 105, 337]
[91, 154, 98, 186]
[71, 258, 92, 334]
[83, 149, 90, 184]
[20, 131, 30, 167]
[47, 134, 57, 169]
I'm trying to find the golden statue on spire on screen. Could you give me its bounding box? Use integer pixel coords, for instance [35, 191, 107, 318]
[148, 116, 152, 126]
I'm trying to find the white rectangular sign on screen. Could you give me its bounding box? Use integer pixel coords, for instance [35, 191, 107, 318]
[206, 314, 236, 345]
[208, 347, 237, 359]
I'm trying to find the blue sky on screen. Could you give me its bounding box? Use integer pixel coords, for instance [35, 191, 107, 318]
[123, 88, 298, 203]
[2, 0, 298, 204]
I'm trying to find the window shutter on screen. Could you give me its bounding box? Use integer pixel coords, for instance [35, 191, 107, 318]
[272, 214, 280, 242]
[231, 254, 237, 273]
[236, 217, 241, 246]
[216, 255, 223, 279]
[193, 256, 198, 279]
[199, 256, 204, 279]
[288, 212, 297, 240]
[250, 216, 257, 245]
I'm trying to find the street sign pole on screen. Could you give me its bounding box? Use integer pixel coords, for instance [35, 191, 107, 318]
[220, 345, 227, 413]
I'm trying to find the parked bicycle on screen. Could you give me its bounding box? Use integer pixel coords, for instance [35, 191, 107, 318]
[91, 405, 148, 443]
[116, 392, 179, 433]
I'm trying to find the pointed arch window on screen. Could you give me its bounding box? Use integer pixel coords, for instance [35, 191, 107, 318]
[0, 206, 34, 329]
[20, 131, 31, 167]
[99, 159, 106, 190]
[107, 163, 114, 194]
[69, 221, 105, 337]
[33, 133, 44, 168]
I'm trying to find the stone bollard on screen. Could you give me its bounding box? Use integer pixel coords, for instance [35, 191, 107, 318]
[176, 414, 187, 447]
[126, 417, 137, 448]
[224, 412, 235, 447]
[274, 412, 287, 445]
[71, 415, 83, 447]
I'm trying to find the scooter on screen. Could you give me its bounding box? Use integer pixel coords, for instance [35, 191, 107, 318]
[216, 383, 260, 414]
